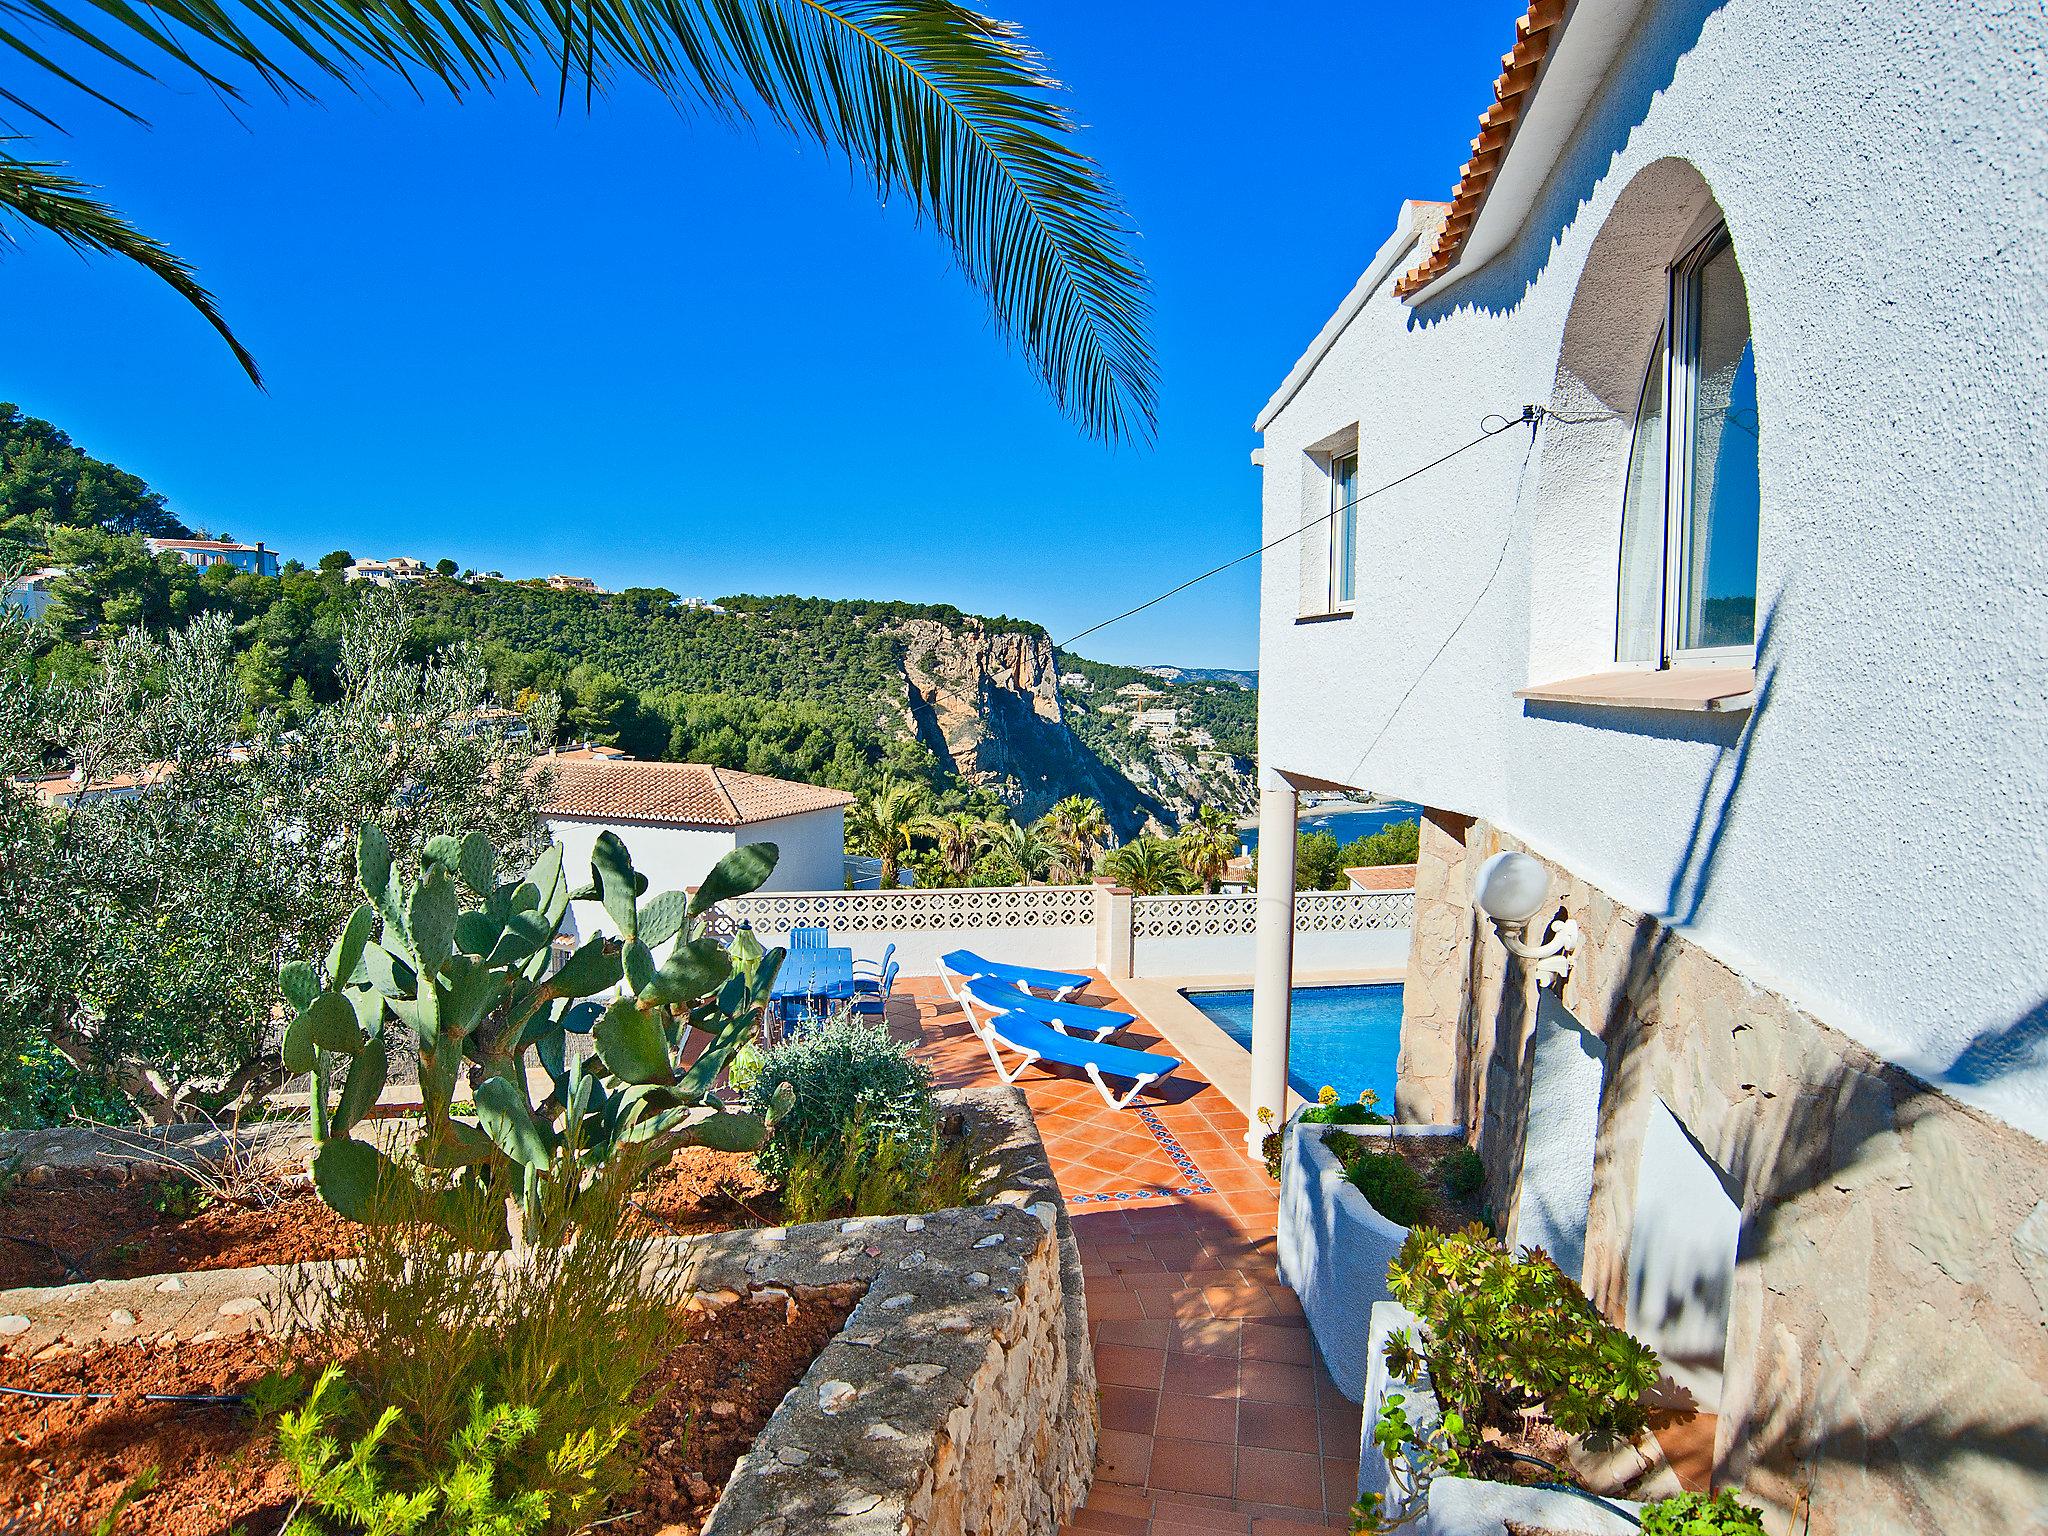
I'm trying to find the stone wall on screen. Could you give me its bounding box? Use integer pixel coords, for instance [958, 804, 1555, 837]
[1397, 816, 2048, 1536]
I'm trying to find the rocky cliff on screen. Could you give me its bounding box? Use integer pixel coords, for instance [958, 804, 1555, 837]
[890, 617, 1170, 837]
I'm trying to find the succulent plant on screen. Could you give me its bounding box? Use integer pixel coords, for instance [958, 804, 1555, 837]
[283, 824, 787, 1242]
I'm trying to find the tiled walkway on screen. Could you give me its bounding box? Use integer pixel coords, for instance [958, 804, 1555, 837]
[900, 977, 1360, 1535]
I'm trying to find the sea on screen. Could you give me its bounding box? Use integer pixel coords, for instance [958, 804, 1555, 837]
[1237, 799, 1422, 854]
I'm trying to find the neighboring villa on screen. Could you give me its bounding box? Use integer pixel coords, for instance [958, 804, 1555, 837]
[2, 566, 64, 622]
[535, 752, 854, 940]
[1246, 1, 2044, 1532]
[545, 573, 604, 594]
[144, 537, 280, 577]
[344, 555, 431, 586]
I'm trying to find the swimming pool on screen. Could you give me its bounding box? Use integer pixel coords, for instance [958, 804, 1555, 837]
[1187, 984, 1404, 1109]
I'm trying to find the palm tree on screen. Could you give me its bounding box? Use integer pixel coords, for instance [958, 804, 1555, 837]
[1176, 804, 1239, 893]
[1040, 794, 1109, 883]
[850, 777, 926, 888]
[2, 2, 1154, 441]
[1103, 835, 1193, 896]
[914, 808, 986, 886]
[987, 819, 1052, 885]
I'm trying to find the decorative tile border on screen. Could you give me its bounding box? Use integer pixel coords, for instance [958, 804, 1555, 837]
[1066, 1106, 1216, 1204]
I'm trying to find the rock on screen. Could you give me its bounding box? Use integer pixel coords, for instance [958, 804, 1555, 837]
[710, 1400, 738, 1417]
[107, 1310, 136, 1328]
[153, 1277, 184, 1293]
[217, 1297, 262, 1318]
[1029, 1202, 1058, 1231]
[0, 1316, 29, 1336]
[893, 1364, 947, 1388]
[774, 1446, 811, 1467]
[818, 1379, 858, 1414]
[865, 1421, 908, 1441]
[881, 1292, 915, 1310]
[2013, 1201, 2048, 1324]
[974, 1234, 1005, 1249]
[966, 1272, 991, 1287]
[904, 1216, 926, 1232]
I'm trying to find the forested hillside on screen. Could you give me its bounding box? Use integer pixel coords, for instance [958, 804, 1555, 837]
[3, 405, 1256, 831]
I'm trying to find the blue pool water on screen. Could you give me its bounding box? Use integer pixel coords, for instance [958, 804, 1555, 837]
[1189, 984, 1404, 1109]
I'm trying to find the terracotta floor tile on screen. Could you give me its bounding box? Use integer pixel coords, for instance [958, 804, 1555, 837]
[1239, 1399, 1322, 1454]
[1149, 1436, 1238, 1498]
[1239, 1360, 1318, 1404]
[1149, 1497, 1253, 1531]
[1096, 1317, 1173, 1351]
[1241, 1322, 1314, 1365]
[1233, 1448, 1324, 1509]
[1101, 1385, 1160, 1434]
[1096, 1428, 1156, 1487]
[1156, 1391, 1238, 1445]
[1088, 1289, 1149, 1323]
[1097, 1344, 1167, 1389]
[1172, 1318, 1243, 1357]
[1320, 1455, 1358, 1517]
[1162, 1351, 1241, 1400]
[1070, 1508, 1150, 1535]
[1080, 1485, 1155, 1519]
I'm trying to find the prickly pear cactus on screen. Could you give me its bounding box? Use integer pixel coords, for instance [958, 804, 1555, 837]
[283, 824, 786, 1242]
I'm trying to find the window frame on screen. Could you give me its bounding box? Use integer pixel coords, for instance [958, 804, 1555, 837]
[1617, 222, 1757, 670]
[1327, 448, 1360, 613]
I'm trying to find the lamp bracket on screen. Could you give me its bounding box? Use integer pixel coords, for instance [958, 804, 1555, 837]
[1494, 912, 1580, 989]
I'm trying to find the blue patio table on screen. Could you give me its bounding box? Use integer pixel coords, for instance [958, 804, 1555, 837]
[771, 946, 855, 1015]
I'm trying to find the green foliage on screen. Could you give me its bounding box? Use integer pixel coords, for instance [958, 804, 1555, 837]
[294, 826, 783, 1243]
[1386, 1225, 1663, 1447]
[1328, 1137, 1428, 1227]
[1638, 1491, 1769, 1536]
[1293, 818, 1422, 892]
[1101, 834, 1193, 894]
[754, 1015, 936, 1186]
[1441, 1146, 1486, 1200]
[147, 1176, 213, 1219]
[1343, 818, 1419, 870]
[1348, 1391, 1466, 1535]
[0, 403, 190, 539]
[1301, 1086, 1388, 1125]
[777, 1118, 984, 1226]
[276, 1154, 672, 1535]
[90, 1464, 163, 1536]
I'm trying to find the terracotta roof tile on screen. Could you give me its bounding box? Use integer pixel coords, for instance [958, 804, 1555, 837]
[1344, 863, 1418, 891]
[537, 756, 854, 828]
[1395, 0, 1567, 298]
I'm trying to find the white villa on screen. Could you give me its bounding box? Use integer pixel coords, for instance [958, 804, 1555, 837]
[145, 537, 281, 578]
[1245, 1, 2045, 1531]
[537, 752, 854, 941]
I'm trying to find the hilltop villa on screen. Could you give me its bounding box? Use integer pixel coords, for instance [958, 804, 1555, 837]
[1246, 0, 2045, 1530]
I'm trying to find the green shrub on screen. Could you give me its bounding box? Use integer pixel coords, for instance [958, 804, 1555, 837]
[779, 1117, 985, 1225]
[1442, 1146, 1485, 1200]
[1386, 1225, 1661, 1447]
[755, 1015, 935, 1186]
[277, 1150, 676, 1533]
[1301, 1085, 1388, 1125]
[1638, 1491, 1768, 1535]
[1338, 1145, 1428, 1227]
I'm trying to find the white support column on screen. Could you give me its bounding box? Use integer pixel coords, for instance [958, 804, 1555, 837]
[1246, 776, 1299, 1158]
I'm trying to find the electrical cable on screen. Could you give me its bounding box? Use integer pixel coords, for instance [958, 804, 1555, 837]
[0, 1383, 250, 1405]
[1053, 408, 1537, 652]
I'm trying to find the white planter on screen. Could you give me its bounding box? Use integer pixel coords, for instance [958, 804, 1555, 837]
[1418, 1479, 1646, 1535]
[1276, 1115, 1463, 1401]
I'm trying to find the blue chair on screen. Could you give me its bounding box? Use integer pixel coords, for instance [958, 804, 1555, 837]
[959, 978, 1178, 1111]
[851, 959, 900, 1018]
[938, 949, 1089, 1007]
[789, 926, 829, 950]
[852, 942, 898, 993]
[974, 981, 1133, 1043]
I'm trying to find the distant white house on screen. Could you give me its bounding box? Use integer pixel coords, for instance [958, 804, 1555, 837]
[1247, 1, 2045, 1528]
[345, 556, 431, 587]
[536, 752, 854, 940]
[2, 567, 65, 623]
[675, 596, 728, 613]
[546, 574, 604, 595]
[146, 538, 280, 578]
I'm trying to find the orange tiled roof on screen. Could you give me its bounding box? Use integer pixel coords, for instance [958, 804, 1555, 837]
[538, 755, 854, 827]
[1394, 0, 1567, 299]
[1344, 863, 1418, 891]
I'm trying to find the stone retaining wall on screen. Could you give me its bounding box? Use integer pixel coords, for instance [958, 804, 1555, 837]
[0, 1086, 1095, 1536]
[1396, 810, 2048, 1535]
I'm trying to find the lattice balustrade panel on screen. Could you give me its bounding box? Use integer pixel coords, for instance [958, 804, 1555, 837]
[1131, 889, 1414, 938]
[720, 885, 1097, 934]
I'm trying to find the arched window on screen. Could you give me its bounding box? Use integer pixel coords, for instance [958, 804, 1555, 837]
[1616, 225, 1759, 665]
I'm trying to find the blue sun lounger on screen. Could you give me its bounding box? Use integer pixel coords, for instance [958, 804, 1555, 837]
[939, 948, 1089, 1004]
[970, 980, 1134, 1043]
[961, 977, 1178, 1110]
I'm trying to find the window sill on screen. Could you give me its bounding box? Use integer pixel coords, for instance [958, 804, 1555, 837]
[1514, 667, 1756, 713]
[1295, 610, 1355, 626]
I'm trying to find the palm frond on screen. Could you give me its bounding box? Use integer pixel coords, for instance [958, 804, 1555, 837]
[0, 0, 1154, 438]
[0, 149, 262, 385]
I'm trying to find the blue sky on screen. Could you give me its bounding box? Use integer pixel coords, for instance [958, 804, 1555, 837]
[1, 3, 1520, 669]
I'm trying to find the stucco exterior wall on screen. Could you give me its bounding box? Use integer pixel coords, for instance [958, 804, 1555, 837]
[1398, 818, 2048, 1534]
[549, 807, 847, 940]
[1254, 0, 2048, 1139]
